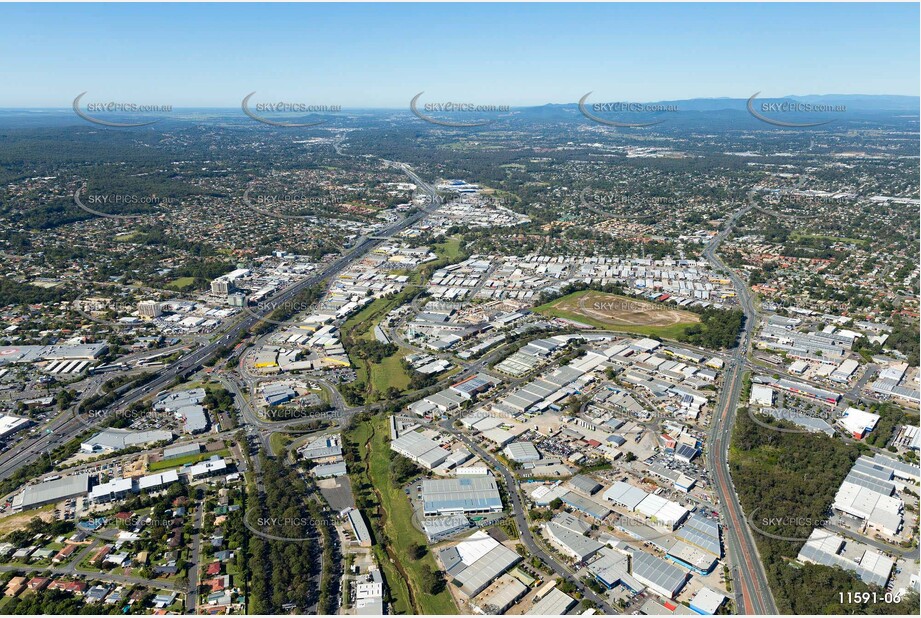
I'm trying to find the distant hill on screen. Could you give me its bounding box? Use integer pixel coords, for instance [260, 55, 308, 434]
[517, 94, 919, 116]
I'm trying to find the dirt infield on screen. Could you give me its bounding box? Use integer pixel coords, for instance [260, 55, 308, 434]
[536, 290, 699, 337]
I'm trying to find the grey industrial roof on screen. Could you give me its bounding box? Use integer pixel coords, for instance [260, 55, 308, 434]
[853, 457, 895, 481]
[163, 442, 202, 459]
[675, 514, 721, 557]
[504, 441, 541, 462]
[871, 453, 921, 480]
[20, 474, 92, 509]
[569, 475, 603, 495]
[561, 491, 611, 520]
[525, 587, 576, 615]
[85, 428, 173, 450]
[177, 404, 208, 433]
[546, 522, 604, 560]
[423, 515, 470, 541]
[347, 509, 371, 545]
[422, 476, 502, 514]
[312, 462, 347, 478]
[630, 549, 688, 594]
[796, 531, 891, 588]
[551, 512, 592, 535]
[844, 470, 895, 497]
[603, 481, 648, 510]
[438, 546, 466, 575]
[453, 544, 520, 596]
[587, 546, 644, 592]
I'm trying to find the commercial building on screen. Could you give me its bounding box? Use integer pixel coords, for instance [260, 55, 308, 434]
[421, 476, 503, 517]
[188, 456, 228, 480]
[766, 377, 841, 406]
[138, 301, 163, 318]
[689, 588, 727, 615]
[89, 478, 134, 503]
[749, 384, 774, 407]
[138, 469, 180, 492]
[837, 407, 880, 440]
[0, 414, 32, 439]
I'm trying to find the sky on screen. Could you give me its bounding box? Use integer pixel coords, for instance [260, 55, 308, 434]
[0, 2, 918, 108]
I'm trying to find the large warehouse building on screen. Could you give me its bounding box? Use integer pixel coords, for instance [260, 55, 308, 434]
[421, 476, 503, 517]
[15, 474, 93, 511]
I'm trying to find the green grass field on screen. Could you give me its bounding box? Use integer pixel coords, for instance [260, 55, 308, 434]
[165, 276, 197, 291]
[534, 290, 698, 340]
[148, 449, 229, 471]
[351, 416, 457, 615]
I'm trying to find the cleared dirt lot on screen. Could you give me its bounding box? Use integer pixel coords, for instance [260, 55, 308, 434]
[537, 290, 699, 338]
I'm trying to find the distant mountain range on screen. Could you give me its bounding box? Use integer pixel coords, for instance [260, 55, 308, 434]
[520, 94, 919, 115]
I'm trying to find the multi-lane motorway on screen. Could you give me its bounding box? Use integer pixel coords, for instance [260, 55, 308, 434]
[0, 164, 441, 484]
[703, 197, 779, 615]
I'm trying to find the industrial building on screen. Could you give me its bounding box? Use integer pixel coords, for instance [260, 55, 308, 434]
[80, 428, 173, 454]
[390, 431, 449, 470]
[439, 530, 521, 597]
[689, 588, 727, 615]
[153, 388, 209, 433]
[629, 549, 689, 599]
[0, 414, 32, 440]
[423, 515, 471, 542]
[544, 521, 604, 563]
[603, 481, 689, 530]
[796, 529, 894, 588]
[163, 442, 202, 460]
[503, 441, 541, 463]
[837, 407, 880, 440]
[525, 586, 576, 615]
[587, 546, 645, 592]
[421, 476, 503, 517]
[16, 474, 93, 511]
[832, 456, 904, 537]
[298, 434, 343, 462]
[345, 508, 372, 547]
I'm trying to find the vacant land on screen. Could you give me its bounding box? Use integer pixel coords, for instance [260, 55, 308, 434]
[535, 290, 699, 339]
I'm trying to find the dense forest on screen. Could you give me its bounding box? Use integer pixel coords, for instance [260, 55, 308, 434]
[247, 456, 332, 614]
[677, 307, 745, 350]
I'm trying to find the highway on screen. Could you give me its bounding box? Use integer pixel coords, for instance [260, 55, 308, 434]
[0, 164, 441, 484]
[702, 196, 779, 615]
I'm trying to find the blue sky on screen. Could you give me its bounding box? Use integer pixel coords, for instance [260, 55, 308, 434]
[0, 2, 918, 107]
